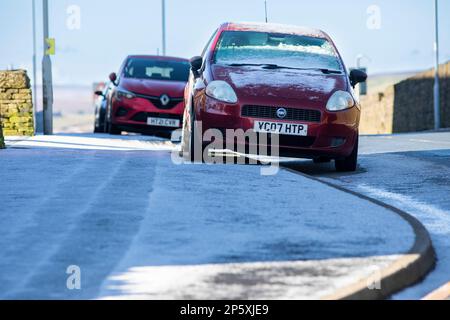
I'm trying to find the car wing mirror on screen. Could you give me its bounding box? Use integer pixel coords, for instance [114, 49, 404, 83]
[349, 69, 368, 88]
[109, 72, 118, 86]
[190, 56, 203, 78]
[94, 90, 104, 97]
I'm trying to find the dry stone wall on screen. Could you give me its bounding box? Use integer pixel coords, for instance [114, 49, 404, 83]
[0, 70, 34, 137]
[360, 61, 450, 134]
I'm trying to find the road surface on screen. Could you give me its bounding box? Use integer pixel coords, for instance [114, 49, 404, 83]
[0, 134, 417, 299]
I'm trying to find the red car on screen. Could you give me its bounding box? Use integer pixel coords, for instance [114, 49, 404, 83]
[105, 55, 190, 135]
[181, 22, 367, 171]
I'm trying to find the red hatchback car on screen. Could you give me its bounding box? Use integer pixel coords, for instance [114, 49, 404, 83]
[181, 22, 367, 171]
[105, 55, 190, 135]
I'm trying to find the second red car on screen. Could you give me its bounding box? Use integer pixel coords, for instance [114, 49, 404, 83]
[105, 55, 190, 135]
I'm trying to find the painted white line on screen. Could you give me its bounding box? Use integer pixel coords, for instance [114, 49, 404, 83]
[357, 184, 450, 236]
[409, 139, 450, 146]
[6, 135, 176, 152]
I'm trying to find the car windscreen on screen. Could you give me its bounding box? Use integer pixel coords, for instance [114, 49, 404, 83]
[214, 31, 343, 71]
[123, 58, 190, 82]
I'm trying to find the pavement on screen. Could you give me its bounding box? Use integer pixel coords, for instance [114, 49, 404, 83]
[284, 131, 450, 299]
[423, 282, 450, 300]
[0, 133, 425, 300]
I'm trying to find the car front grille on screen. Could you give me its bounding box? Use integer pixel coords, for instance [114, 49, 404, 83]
[134, 93, 183, 110]
[241, 105, 321, 123]
[131, 112, 182, 123]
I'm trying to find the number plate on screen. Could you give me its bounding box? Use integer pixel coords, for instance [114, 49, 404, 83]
[147, 117, 180, 128]
[254, 121, 308, 136]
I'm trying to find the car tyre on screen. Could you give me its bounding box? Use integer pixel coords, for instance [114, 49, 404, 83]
[107, 121, 121, 135]
[94, 119, 104, 133]
[189, 118, 204, 163]
[335, 135, 358, 172]
[182, 100, 204, 163]
[94, 124, 102, 134]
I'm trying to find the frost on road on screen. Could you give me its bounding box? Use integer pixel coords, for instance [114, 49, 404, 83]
[0, 134, 416, 299]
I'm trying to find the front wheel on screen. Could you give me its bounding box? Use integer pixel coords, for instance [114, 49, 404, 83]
[181, 96, 206, 162]
[335, 135, 359, 172]
[94, 117, 105, 133]
[94, 122, 102, 133]
[188, 119, 205, 163]
[106, 121, 121, 135]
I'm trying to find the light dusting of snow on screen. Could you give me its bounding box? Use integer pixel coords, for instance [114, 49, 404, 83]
[227, 22, 326, 38]
[100, 256, 402, 300]
[215, 30, 341, 71]
[5, 134, 174, 151]
[216, 49, 341, 71]
[98, 150, 414, 299]
[357, 184, 450, 235]
[228, 69, 338, 94]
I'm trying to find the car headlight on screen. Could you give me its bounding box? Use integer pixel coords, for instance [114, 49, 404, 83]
[206, 81, 238, 104]
[115, 89, 136, 101]
[326, 91, 355, 111]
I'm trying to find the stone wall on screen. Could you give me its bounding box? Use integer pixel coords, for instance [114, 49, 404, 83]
[358, 87, 395, 135]
[360, 61, 450, 134]
[0, 70, 34, 136]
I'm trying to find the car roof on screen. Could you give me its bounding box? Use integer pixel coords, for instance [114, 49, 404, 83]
[126, 55, 189, 62]
[220, 22, 328, 39]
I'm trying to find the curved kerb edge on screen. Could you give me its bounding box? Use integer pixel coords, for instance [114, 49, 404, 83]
[282, 166, 436, 300]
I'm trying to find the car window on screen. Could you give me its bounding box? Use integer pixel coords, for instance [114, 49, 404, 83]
[214, 31, 343, 71]
[123, 58, 190, 82]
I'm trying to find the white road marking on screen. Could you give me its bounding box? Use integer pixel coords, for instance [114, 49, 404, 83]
[409, 139, 450, 146]
[357, 184, 450, 236]
[6, 134, 175, 151]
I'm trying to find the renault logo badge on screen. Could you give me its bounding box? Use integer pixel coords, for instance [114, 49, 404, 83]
[160, 94, 170, 106]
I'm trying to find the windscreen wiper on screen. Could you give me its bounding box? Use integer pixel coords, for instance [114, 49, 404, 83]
[226, 63, 342, 74]
[315, 68, 342, 74]
[226, 63, 301, 70]
[226, 63, 278, 68]
[262, 65, 342, 74]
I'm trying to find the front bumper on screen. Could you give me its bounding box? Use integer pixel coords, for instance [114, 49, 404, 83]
[198, 97, 360, 159]
[111, 95, 184, 130]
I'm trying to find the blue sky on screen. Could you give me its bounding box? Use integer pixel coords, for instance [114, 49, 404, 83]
[1, 0, 449, 85]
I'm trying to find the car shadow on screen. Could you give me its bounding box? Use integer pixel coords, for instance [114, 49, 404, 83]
[281, 159, 368, 178]
[206, 150, 369, 178]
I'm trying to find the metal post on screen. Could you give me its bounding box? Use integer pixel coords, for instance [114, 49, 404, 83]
[264, 1, 268, 23]
[42, 0, 53, 135]
[162, 0, 166, 56]
[356, 54, 370, 96]
[32, 0, 39, 134]
[433, 0, 440, 130]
